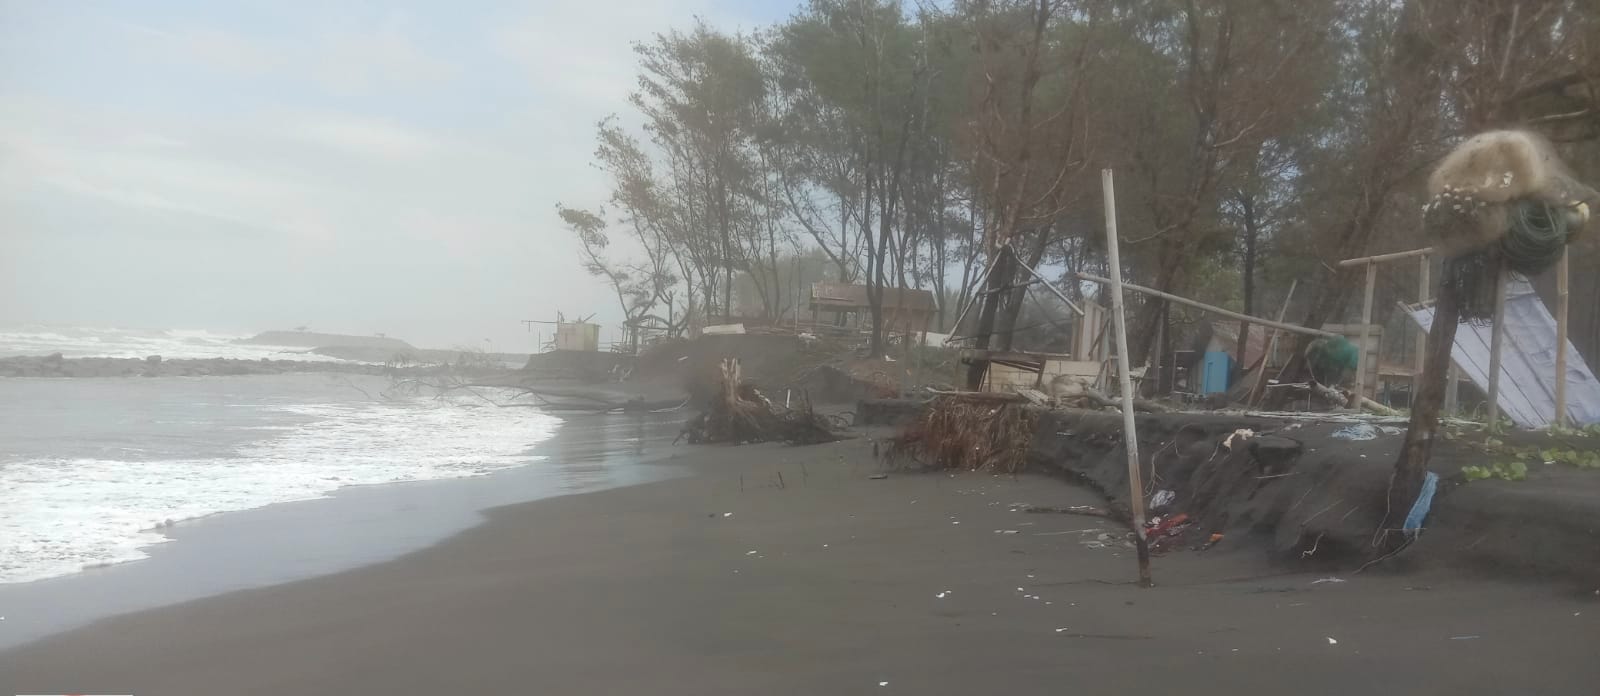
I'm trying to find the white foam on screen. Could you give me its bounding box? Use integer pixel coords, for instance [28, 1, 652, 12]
[0, 390, 560, 584]
[0, 325, 352, 362]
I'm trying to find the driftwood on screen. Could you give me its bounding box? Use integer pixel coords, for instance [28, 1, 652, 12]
[678, 359, 839, 445]
[886, 395, 1038, 473]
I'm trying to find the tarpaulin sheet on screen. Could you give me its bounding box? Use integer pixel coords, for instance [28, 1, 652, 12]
[1408, 277, 1600, 428]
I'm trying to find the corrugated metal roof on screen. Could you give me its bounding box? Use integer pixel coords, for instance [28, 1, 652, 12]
[810, 282, 935, 312]
[1408, 277, 1600, 428]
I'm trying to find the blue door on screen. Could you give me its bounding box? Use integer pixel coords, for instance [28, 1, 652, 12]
[1201, 351, 1233, 395]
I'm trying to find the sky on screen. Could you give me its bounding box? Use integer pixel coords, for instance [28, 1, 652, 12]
[0, 0, 790, 351]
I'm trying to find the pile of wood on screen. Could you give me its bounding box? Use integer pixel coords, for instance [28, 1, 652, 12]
[678, 359, 839, 445]
[885, 393, 1038, 473]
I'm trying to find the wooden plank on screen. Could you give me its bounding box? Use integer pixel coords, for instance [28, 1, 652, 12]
[1488, 270, 1508, 426]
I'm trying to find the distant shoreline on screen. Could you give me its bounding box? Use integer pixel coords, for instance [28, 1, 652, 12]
[0, 353, 488, 379]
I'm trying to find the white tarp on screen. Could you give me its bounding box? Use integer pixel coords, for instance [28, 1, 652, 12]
[1409, 277, 1600, 428]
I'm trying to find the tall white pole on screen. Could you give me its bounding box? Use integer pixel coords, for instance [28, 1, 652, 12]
[1101, 169, 1152, 588]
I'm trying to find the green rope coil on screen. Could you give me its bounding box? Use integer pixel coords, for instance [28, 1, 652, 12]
[1500, 200, 1570, 276]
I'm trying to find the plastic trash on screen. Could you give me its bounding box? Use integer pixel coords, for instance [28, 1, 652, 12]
[1149, 489, 1176, 509]
[1331, 423, 1379, 441]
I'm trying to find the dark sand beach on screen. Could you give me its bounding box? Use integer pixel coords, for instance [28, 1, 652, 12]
[3, 434, 1597, 695]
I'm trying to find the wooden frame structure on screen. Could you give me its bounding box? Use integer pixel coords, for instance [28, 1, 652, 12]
[1338, 246, 1574, 426]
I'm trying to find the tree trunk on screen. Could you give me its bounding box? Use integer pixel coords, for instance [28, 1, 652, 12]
[1237, 196, 1258, 370]
[1385, 256, 1467, 538]
[964, 248, 1016, 389]
[994, 228, 1052, 351]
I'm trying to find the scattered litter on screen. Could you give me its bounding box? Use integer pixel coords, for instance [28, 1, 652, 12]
[951, 521, 961, 525]
[1326, 637, 1338, 645]
[1331, 424, 1379, 441]
[1222, 428, 1255, 450]
[878, 681, 889, 687]
[1310, 577, 1347, 585]
[1027, 574, 1035, 578]
[1055, 627, 1069, 633]
[1017, 587, 1026, 592]
[1014, 503, 1115, 518]
[936, 591, 949, 599]
[1203, 532, 1224, 549]
[745, 550, 758, 555]
[722, 512, 733, 518]
[1402, 471, 1440, 533]
[869, 473, 889, 480]
[1149, 489, 1176, 509]
[1380, 426, 1403, 435]
[1450, 635, 1480, 640]
[822, 544, 829, 548]
[994, 529, 1019, 534]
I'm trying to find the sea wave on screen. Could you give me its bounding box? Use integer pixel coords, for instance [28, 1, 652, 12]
[0, 389, 560, 584]
[0, 325, 350, 362]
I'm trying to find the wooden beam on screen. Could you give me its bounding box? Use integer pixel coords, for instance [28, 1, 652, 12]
[1101, 169, 1152, 589]
[1353, 262, 1378, 408]
[1073, 272, 1337, 339]
[1248, 279, 1298, 406]
[1555, 249, 1570, 427]
[1337, 247, 1435, 267]
[1487, 270, 1508, 426]
[1414, 255, 1429, 403]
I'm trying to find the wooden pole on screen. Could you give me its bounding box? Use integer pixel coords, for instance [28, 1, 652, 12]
[1487, 270, 1508, 426]
[1073, 272, 1336, 339]
[1011, 250, 1085, 316]
[1555, 249, 1570, 427]
[1337, 246, 1435, 267]
[1353, 262, 1377, 408]
[1248, 279, 1298, 406]
[1101, 169, 1152, 588]
[1415, 255, 1429, 405]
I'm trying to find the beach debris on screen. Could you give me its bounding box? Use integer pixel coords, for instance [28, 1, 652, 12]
[869, 473, 889, 480]
[722, 512, 733, 518]
[1450, 635, 1481, 640]
[1149, 489, 1176, 510]
[1310, 577, 1347, 585]
[994, 529, 1019, 534]
[1202, 532, 1224, 550]
[678, 359, 839, 445]
[1327, 637, 1339, 645]
[1331, 424, 1379, 441]
[1055, 627, 1070, 633]
[885, 395, 1037, 473]
[936, 591, 950, 598]
[1222, 428, 1255, 451]
[1013, 503, 1117, 519]
[879, 681, 889, 687]
[745, 550, 759, 555]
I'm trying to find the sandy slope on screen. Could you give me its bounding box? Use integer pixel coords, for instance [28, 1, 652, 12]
[2, 436, 1596, 695]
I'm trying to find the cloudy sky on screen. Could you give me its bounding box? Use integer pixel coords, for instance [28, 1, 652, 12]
[0, 0, 787, 350]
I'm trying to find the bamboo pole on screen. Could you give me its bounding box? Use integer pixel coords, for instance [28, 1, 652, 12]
[1487, 270, 1508, 426]
[1352, 262, 1377, 408]
[1248, 279, 1298, 406]
[1101, 169, 1151, 588]
[1337, 246, 1435, 267]
[1012, 250, 1085, 316]
[1072, 273, 1337, 339]
[1415, 255, 1429, 403]
[1555, 249, 1570, 427]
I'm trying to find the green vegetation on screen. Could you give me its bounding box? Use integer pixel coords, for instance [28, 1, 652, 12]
[1463, 461, 1528, 482]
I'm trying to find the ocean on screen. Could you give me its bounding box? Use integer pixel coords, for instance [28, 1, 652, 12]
[0, 326, 563, 585]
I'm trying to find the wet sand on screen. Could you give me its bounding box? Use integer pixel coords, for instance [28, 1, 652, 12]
[3, 435, 1597, 695]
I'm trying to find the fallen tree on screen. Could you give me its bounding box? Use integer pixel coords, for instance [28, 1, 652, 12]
[677, 359, 839, 445]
